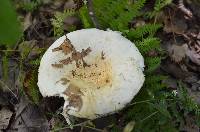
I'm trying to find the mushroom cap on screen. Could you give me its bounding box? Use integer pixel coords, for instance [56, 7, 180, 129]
[38, 28, 145, 119]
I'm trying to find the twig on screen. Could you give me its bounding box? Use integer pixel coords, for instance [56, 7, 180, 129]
[87, 0, 100, 29]
[140, 111, 159, 122]
[0, 79, 18, 101]
[0, 50, 20, 52]
[53, 120, 103, 132]
[84, 125, 103, 132]
[178, 0, 192, 18]
[53, 120, 89, 131]
[129, 98, 175, 106]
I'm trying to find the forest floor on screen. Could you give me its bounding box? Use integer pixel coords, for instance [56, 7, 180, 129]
[0, 0, 200, 132]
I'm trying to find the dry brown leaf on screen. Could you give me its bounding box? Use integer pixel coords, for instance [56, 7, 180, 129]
[9, 96, 49, 132]
[169, 44, 188, 63]
[0, 107, 13, 130]
[186, 46, 200, 65]
[163, 18, 186, 34]
[23, 13, 32, 31]
[162, 10, 187, 34]
[180, 115, 199, 132]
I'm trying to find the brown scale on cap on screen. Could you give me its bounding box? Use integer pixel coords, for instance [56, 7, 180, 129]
[51, 63, 63, 68]
[101, 51, 105, 60]
[52, 36, 92, 68]
[63, 84, 83, 111]
[71, 47, 92, 68]
[59, 57, 72, 65]
[52, 37, 74, 55]
[60, 78, 70, 85]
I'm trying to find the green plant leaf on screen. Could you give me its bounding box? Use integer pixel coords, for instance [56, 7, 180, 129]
[0, 0, 22, 47]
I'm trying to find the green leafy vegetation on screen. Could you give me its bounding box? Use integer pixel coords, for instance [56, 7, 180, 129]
[145, 0, 172, 19]
[23, 70, 41, 104]
[19, 0, 42, 12]
[79, 0, 200, 131]
[79, 5, 94, 28]
[18, 41, 44, 104]
[0, 0, 22, 47]
[51, 9, 76, 37]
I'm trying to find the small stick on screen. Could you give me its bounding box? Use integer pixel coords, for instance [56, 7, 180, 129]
[87, 0, 100, 29]
[178, 0, 192, 18]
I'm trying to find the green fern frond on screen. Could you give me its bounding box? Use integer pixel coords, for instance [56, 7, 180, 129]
[29, 58, 41, 66]
[154, 0, 172, 11]
[128, 24, 162, 39]
[79, 5, 93, 28]
[178, 82, 200, 116]
[145, 56, 161, 73]
[24, 70, 41, 104]
[93, 0, 146, 30]
[113, 0, 146, 30]
[51, 9, 75, 36]
[135, 37, 161, 54]
[146, 0, 172, 19]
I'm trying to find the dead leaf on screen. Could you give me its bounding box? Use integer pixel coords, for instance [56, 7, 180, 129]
[162, 10, 188, 34]
[8, 96, 49, 132]
[123, 121, 135, 132]
[186, 44, 200, 65]
[180, 115, 199, 132]
[169, 44, 188, 63]
[134, 20, 145, 27]
[64, 0, 76, 10]
[161, 59, 190, 80]
[0, 107, 13, 130]
[63, 16, 81, 31]
[18, 40, 42, 60]
[23, 13, 32, 31]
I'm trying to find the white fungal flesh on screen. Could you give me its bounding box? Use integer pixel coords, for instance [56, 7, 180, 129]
[38, 28, 145, 119]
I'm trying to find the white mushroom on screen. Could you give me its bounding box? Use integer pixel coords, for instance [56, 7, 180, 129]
[37, 28, 145, 122]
